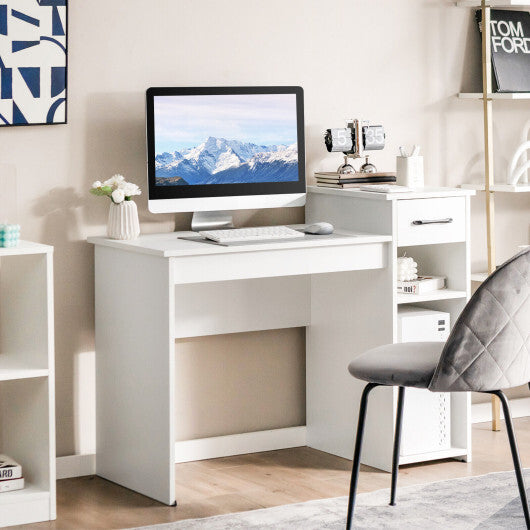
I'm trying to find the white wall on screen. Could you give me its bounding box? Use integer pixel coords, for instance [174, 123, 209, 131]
[0, 0, 528, 457]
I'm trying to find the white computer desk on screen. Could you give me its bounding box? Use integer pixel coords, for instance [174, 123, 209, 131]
[88, 226, 392, 505]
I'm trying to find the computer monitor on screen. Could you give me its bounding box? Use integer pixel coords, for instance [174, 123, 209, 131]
[146, 86, 306, 229]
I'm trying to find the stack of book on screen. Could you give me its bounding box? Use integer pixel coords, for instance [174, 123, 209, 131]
[397, 276, 446, 295]
[0, 455, 24, 493]
[315, 172, 396, 189]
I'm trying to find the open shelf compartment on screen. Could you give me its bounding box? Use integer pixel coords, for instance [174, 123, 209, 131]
[0, 252, 52, 374]
[0, 377, 55, 526]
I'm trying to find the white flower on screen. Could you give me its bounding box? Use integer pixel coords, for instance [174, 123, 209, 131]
[118, 181, 141, 197]
[92, 180, 102, 189]
[111, 189, 125, 204]
[103, 174, 125, 188]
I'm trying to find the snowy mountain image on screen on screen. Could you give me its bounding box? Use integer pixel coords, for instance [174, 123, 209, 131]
[155, 137, 298, 185]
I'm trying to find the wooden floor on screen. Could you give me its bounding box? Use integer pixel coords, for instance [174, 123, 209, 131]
[15, 418, 530, 529]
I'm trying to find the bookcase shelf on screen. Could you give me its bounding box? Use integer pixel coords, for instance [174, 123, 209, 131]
[0, 484, 49, 504]
[0, 368, 49, 382]
[397, 289, 467, 304]
[0, 243, 56, 527]
[457, 1, 530, 6]
[471, 272, 489, 282]
[458, 92, 530, 100]
[461, 182, 530, 192]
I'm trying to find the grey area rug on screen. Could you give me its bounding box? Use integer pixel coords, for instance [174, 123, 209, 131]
[132, 470, 530, 529]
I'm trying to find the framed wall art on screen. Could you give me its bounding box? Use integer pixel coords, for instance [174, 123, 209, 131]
[0, 0, 67, 126]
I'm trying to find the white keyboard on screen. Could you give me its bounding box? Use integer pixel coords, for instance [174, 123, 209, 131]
[199, 226, 304, 243]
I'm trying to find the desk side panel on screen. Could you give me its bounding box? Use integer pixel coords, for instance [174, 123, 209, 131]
[95, 246, 175, 505]
[307, 256, 395, 469]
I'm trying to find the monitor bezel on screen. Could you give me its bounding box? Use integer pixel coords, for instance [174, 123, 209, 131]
[146, 86, 305, 203]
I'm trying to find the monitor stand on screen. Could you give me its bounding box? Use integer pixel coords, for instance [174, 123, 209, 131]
[191, 211, 234, 232]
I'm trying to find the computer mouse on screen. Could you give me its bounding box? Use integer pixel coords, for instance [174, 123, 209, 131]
[303, 222, 334, 235]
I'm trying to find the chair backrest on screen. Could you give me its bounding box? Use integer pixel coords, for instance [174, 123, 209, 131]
[429, 247, 530, 392]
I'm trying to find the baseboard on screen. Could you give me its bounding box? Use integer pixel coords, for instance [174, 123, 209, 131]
[472, 396, 530, 424]
[56, 453, 96, 479]
[56, 426, 307, 478]
[174, 426, 307, 463]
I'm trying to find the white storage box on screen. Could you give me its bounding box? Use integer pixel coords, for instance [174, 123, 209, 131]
[398, 306, 451, 457]
[398, 305, 450, 342]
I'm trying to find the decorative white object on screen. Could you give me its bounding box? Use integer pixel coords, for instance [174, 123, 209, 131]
[397, 256, 418, 281]
[107, 201, 140, 240]
[508, 120, 530, 185]
[90, 174, 141, 240]
[396, 145, 424, 188]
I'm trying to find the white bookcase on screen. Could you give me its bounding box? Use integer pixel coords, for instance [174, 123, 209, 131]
[0, 241, 56, 527]
[306, 187, 474, 472]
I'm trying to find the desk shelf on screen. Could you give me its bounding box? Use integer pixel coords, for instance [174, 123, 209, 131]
[400, 446, 468, 465]
[397, 289, 467, 305]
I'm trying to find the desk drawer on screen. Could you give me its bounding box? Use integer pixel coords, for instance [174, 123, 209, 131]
[396, 197, 466, 247]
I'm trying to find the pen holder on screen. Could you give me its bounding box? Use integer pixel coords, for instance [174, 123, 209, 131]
[0, 224, 20, 248]
[396, 156, 424, 188]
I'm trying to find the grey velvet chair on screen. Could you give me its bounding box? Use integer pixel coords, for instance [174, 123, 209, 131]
[346, 247, 530, 529]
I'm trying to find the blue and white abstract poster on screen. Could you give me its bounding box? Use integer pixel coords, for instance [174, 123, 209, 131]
[154, 94, 298, 186]
[0, 0, 67, 126]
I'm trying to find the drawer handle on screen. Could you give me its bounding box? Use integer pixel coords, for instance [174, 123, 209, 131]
[412, 218, 453, 225]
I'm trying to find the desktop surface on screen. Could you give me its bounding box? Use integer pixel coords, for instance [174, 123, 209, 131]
[88, 228, 391, 258]
[308, 185, 476, 201]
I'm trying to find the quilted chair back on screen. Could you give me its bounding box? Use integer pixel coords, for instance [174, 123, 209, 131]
[429, 247, 530, 392]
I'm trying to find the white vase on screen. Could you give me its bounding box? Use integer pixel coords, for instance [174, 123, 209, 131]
[107, 200, 140, 240]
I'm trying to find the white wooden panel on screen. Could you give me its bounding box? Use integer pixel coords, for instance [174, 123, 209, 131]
[172, 243, 386, 284]
[56, 454, 96, 479]
[0, 379, 51, 492]
[397, 197, 466, 246]
[0, 492, 51, 527]
[306, 192, 393, 235]
[174, 427, 306, 463]
[450, 393, 472, 462]
[0, 254, 50, 370]
[95, 246, 175, 505]
[88, 232, 391, 258]
[306, 267, 395, 469]
[174, 277, 310, 338]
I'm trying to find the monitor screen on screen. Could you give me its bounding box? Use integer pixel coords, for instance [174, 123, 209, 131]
[146, 87, 305, 207]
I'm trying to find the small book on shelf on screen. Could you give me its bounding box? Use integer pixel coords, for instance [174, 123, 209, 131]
[397, 276, 446, 295]
[0, 455, 22, 481]
[0, 477, 24, 493]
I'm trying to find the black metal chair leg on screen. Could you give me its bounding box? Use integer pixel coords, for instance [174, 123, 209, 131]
[490, 390, 530, 529]
[390, 386, 405, 506]
[346, 383, 380, 530]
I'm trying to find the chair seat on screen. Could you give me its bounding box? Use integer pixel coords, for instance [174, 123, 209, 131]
[348, 342, 444, 389]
